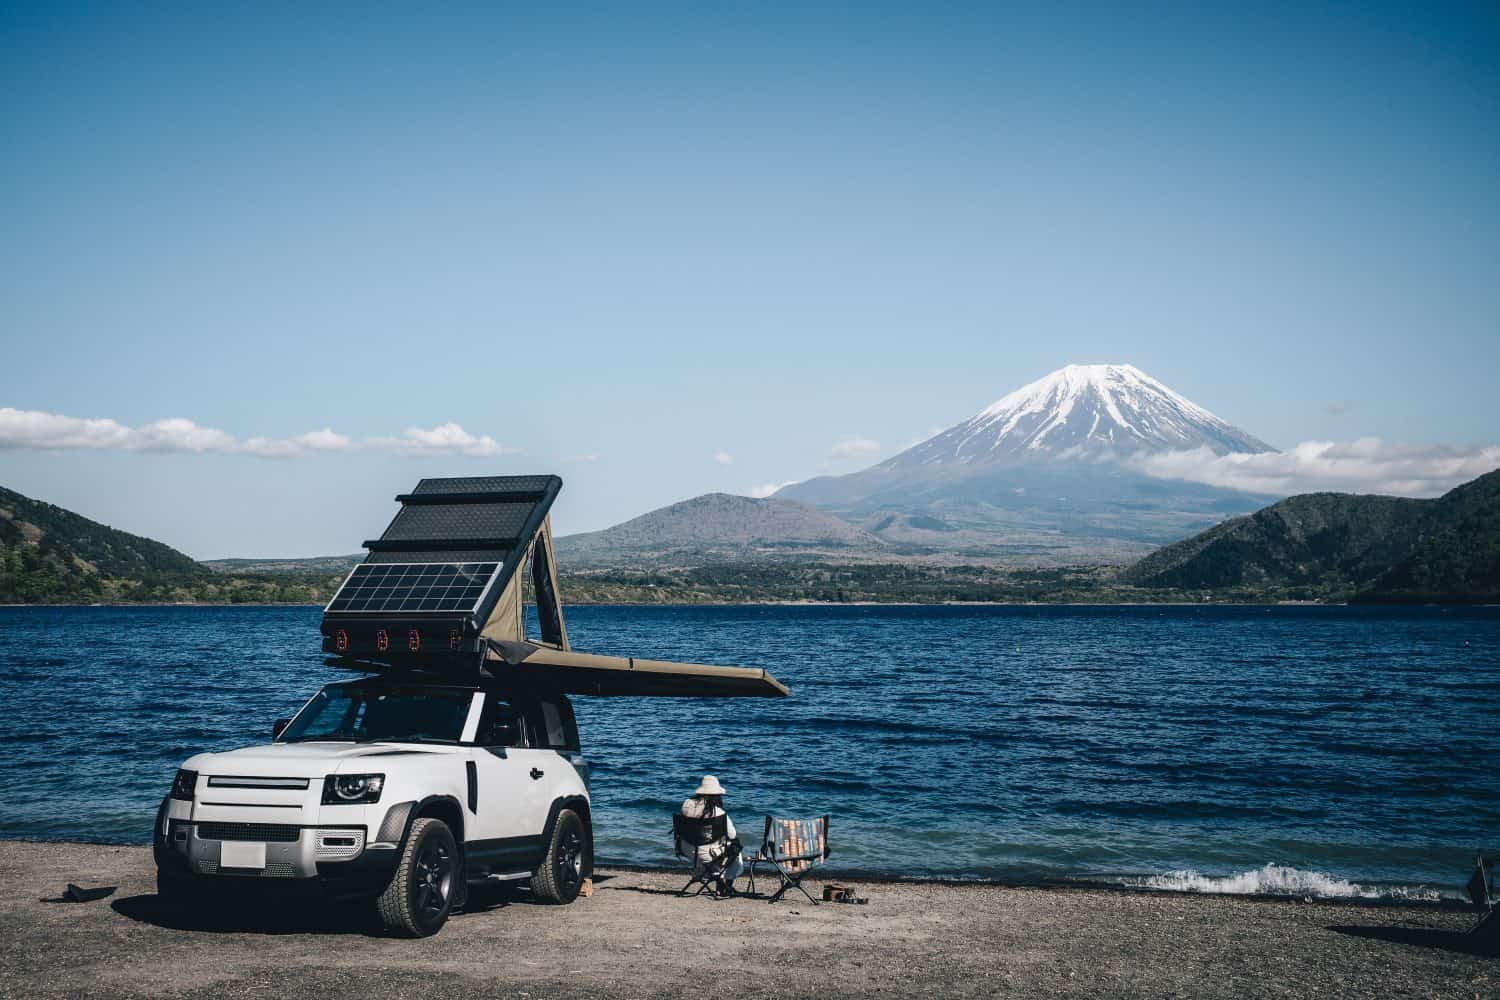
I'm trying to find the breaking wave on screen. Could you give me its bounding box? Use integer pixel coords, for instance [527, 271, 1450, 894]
[1126, 864, 1443, 901]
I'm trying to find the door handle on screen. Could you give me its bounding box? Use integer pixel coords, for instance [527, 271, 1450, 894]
[529, 767, 545, 780]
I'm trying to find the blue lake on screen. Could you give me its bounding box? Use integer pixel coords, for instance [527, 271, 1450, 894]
[2, 604, 1496, 899]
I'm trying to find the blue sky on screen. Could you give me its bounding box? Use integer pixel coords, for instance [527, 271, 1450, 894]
[2, 3, 1497, 557]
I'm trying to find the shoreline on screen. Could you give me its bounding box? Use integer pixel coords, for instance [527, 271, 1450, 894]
[0, 840, 1492, 998]
[6, 600, 1494, 609]
[0, 837, 1463, 910]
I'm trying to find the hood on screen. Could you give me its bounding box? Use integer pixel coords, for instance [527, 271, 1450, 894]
[184, 741, 460, 775]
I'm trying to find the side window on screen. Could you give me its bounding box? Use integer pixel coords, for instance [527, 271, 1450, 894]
[479, 695, 520, 747]
[538, 697, 579, 751]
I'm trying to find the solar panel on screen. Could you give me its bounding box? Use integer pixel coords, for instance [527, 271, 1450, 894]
[325, 562, 500, 614]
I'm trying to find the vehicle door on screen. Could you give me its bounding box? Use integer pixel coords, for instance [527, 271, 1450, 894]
[467, 693, 553, 874]
[519, 694, 588, 823]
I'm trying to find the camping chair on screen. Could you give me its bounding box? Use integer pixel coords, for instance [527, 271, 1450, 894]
[746, 815, 830, 904]
[672, 812, 731, 898]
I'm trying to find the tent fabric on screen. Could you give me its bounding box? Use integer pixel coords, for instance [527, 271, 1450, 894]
[479, 515, 570, 650]
[484, 639, 789, 698]
[530, 516, 569, 650]
[480, 569, 525, 645]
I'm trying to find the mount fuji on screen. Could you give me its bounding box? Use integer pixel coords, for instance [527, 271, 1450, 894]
[777, 364, 1277, 562]
[893, 364, 1273, 465]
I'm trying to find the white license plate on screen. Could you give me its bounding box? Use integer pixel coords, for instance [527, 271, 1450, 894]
[220, 841, 267, 869]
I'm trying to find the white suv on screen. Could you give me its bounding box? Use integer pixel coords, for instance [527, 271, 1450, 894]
[154, 676, 592, 937]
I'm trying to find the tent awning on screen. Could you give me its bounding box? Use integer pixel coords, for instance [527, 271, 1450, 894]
[484, 640, 789, 698]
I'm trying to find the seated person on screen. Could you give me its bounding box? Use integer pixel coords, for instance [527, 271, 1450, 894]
[680, 775, 744, 895]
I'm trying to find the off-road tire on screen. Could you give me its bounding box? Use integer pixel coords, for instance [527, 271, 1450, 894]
[530, 809, 586, 904]
[377, 817, 457, 937]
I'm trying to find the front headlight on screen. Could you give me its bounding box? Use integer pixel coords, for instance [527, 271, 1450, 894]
[322, 773, 385, 804]
[170, 769, 198, 801]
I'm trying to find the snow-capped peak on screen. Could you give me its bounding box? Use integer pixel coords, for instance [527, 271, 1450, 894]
[886, 363, 1273, 469]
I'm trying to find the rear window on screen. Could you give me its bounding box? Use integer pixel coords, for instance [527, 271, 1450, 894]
[532, 697, 579, 751]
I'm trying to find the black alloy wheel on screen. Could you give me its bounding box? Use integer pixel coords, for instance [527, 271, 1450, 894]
[555, 822, 584, 896]
[414, 835, 453, 923]
[378, 817, 459, 937]
[531, 809, 588, 904]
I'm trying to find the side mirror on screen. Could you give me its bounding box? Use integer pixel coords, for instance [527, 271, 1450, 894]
[272, 718, 291, 740]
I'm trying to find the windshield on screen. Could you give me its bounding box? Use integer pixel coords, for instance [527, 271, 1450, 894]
[279, 685, 473, 744]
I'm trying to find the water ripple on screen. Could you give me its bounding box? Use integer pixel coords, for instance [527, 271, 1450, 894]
[1, 603, 1496, 894]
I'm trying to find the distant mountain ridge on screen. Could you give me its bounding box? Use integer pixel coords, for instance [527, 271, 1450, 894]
[203, 554, 363, 574]
[1122, 469, 1500, 602]
[6, 473, 1496, 605]
[554, 493, 889, 567]
[0, 484, 342, 604]
[1, 485, 207, 601]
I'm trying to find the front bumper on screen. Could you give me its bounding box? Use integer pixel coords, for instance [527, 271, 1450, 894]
[155, 800, 402, 898]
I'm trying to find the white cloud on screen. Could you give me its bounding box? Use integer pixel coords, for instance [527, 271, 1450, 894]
[829, 437, 881, 459]
[298, 428, 356, 451]
[243, 428, 355, 458]
[0, 409, 236, 454]
[133, 418, 238, 453]
[564, 452, 601, 463]
[747, 480, 799, 499]
[368, 422, 513, 458]
[1135, 438, 1500, 498]
[713, 450, 734, 466]
[0, 408, 513, 460]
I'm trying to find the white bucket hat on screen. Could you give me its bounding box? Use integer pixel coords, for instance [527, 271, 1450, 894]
[694, 775, 726, 797]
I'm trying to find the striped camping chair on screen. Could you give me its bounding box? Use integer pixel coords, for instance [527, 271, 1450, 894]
[746, 815, 830, 904]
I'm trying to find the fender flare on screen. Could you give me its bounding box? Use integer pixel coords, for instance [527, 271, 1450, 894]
[399, 794, 467, 858]
[541, 795, 594, 878]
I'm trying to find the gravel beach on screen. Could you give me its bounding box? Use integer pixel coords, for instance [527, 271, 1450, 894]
[0, 841, 1493, 998]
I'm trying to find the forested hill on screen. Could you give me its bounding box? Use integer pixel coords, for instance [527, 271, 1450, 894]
[0, 485, 340, 604]
[1359, 470, 1500, 603]
[5, 473, 1496, 606]
[1121, 469, 1500, 603]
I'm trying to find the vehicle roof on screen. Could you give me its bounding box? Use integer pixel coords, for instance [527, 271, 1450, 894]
[322, 673, 572, 697]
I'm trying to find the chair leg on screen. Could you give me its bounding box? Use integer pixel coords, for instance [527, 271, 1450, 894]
[683, 867, 736, 899]
[791, 877, 819, 906]
[763, 866, 821, 905]
[766, 869, 797, 904]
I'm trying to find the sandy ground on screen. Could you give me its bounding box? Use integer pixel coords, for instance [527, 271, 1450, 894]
[0, 841, 1494, 999]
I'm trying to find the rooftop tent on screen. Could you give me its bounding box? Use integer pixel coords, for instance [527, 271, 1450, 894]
[320, 475, 568, 662]
[320, 475, 788, 698]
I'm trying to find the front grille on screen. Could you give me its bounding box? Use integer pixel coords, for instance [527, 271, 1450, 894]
[196, 860, 299, 878]
[206, 775, 310, 790]
[196, 822, 301, 843]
